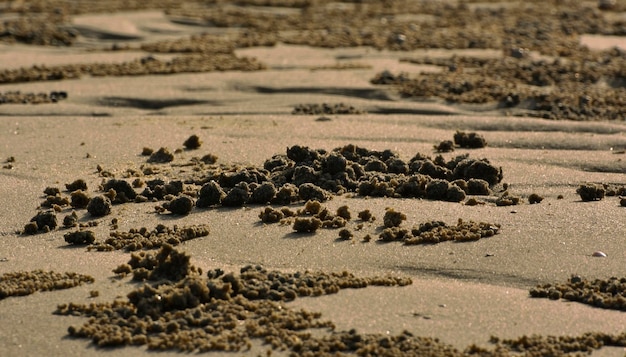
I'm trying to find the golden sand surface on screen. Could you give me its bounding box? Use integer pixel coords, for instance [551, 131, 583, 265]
[1, 1, 626, 356]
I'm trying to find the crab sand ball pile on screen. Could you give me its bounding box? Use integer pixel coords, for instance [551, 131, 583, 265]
[1, 0, 626, 356]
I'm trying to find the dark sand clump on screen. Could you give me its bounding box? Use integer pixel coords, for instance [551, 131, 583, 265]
[64, 230, 96, 245]
[196, 180, 226, 207]
[70, 190, 90, 209]
[528, 193, 544, 204]
[434, 140, 455, 153]
[87, 195, 112, 217]
[358, 209, 375, 222]
[40, 193, 70, 209]
[0, 270, 94, 300]
[453, 131, 487, 149]
[147, 147, 175, 164]
[495, 191, 522, 207]
[383, 208, 406, 228]
[338, 228, 353, 240]
[577, 183, 606, 201]
[182, 134, 202, 150]
[44, 186, 61, 196]
[65, 179, 87, 192]
[23, 210, 57, 234]
[63, 211, 79, 228]
[140, 179, 185, 201]
[292, 217, 323, 233]
[102, 179, 138, 203]
[162, 195, 195, 215]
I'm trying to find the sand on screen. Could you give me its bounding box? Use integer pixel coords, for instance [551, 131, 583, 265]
[1, 1, 626, 356]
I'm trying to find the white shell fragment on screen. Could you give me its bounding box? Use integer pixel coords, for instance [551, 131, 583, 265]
[592, 251, 607, 257]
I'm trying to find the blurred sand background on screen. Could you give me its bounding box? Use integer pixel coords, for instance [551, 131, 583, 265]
[1, 1, 626, 356]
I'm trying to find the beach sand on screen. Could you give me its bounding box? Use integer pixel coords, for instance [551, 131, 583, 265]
[1, 1, 626, 356]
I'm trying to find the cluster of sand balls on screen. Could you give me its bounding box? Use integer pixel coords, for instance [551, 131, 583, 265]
[164, 1, 625, 54]
[259, 201, 500, 245]
[530, 275, 626, 311]
[576, 182, 626, 205]
[17, 0, 613, 58]
[132, 143, 503, 216]
[0, 12, 75, 46]
[0, 54, 265, 85]
[292, 103, 365, 115]
[56, 245, 426, 354]
[485, 332, 626, 356]
[259, 199, 354, 232]
[4, 0, 625, 123]
[2, 0, 191, 17]
[204, 264, 412, 302]
[24, 175, 192, 234]
[381, 46, 626, 121]
[87, 224, 210, 252]
[54, 244, 626, 355]
[379, 212, 500, 245]
[22, 139, 505, 248]
[113, 244, 202, 282]
[435, 131, 487, 153]
[222, 144, 499, 204]
[0, 270, 94, 300]
[0, 90, 68, 104]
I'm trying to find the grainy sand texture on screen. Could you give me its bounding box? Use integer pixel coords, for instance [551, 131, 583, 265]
[1, 1, 626, 356]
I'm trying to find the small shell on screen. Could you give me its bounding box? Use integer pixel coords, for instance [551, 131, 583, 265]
[592, 251, 607, 257]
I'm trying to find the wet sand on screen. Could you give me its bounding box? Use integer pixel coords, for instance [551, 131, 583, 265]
[1, 1, 626, 356]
